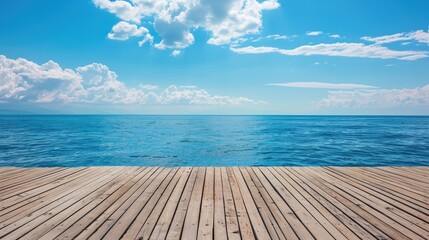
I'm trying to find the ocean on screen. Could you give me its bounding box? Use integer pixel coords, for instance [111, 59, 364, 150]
[0, 115, 428, 167]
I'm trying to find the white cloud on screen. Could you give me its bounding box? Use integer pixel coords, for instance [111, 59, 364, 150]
[138, 84, 158, 90]
[93, 0, 143, 24]
[108, 21, 150, 40]
[158, 85, 262, 105]
[267, 34, 288, 40]
[230, 42, 429, 60]
[93, 0, 280, 49]
[267, 82, 377, 89]
[249, 34, 289, 43]
[329, 34, 341, 38]
[138, 34, 154, 46]
[361, 33, 411, 45]
[408, 29, 429, 45]
[153, 20, 195, 49]
[171, 50, 181, 57]
[306, 31, 323, 36]
[319, 84, 429, 108]
[361, 28, 429, 45]
[0, 55, 261, 105]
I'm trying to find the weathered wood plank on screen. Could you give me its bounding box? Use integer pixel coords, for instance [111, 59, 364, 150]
[181, 167, 206, 240]
[165, 167, 198, 240]
[149, 167, 192, 240]
[0, 166, 427, 240]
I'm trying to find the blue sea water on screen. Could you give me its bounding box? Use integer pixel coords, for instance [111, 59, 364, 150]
[0, 115, 428, 167]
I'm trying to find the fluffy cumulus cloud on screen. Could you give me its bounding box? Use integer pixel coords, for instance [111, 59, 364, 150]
[230, 42, 429, 60]
[319, 84, 429, 108]
[107, 21, 151, 40]
[93, 0, 280, 49]
[0, 55, 260, 105]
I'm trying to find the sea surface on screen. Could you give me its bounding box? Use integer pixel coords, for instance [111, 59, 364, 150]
[0, 115, 428, 167]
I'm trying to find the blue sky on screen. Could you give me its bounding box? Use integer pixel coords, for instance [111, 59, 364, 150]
[0, 0, 428, 114]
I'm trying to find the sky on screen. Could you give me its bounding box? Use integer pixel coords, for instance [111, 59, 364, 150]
[0, 0, 428, 114]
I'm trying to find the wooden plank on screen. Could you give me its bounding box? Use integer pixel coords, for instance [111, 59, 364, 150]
[253, 167, 315, 240]
[283, 168, 376, 240]
[245, 167, 299, 240]
[0, 168, 86, 202]
[389, 167, 429, 181]
[260, 167, 335, 240]
[0, 168, 66, 192]
[181, 167, 206, 240]
[0, 168, 115, 227]
[302, 167, 416, 240]
[313, 168, 428, 239]
[274, 167, 357, 240]
[0, 168, 47, 183]
[239, 167, 284, 239]
[197, 167, 214, 240]
[290, 167, 392, 239]
[220, 167, 241, 240]
[325, 168, 429, 227]
[95, 168, 175, 239]
[0, 168, 21, 175]
[0, 166, 427, 240]
[213, 167, 227, 240]
[19, 168, 144, 240]
[0, 168, 104, 223]
[335, 167, 429, 211]
[149, 167, 193, 240]
[165, 167, 198, 240]
[375, 168, 429, 186]
[352, 168, 427, 200]
[227, 168, 255, 240]
[0, 167, 127, 239]
[126, 167, 184, 240]
[74, 167, 161, 239]
[233, 167, 275, 239]
[363, 168, 428, 190]
[40, 167, 150, 239]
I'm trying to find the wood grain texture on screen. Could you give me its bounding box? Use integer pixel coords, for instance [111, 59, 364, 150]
[0, 167, 427, 240]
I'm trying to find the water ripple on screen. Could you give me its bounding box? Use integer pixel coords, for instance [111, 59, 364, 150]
[0, 115, 428, 167]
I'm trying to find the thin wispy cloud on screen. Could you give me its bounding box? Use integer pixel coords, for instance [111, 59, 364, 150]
[306, 31, 323, 36]
[229, 28, 429, 61]
[230, 42, 428, 60]
[231, 43, 428, 60]
[0, 55, 261, 105]
[250, 34, 289, 43]
[361, 28, 429, 45]
[329, 34, 341, 38]
[267, 82, 378, 89]
[319, 84, 429, 108]
[266, 34, 289, 40]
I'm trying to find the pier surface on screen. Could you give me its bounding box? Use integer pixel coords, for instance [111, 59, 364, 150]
[0, 167, 427, 239]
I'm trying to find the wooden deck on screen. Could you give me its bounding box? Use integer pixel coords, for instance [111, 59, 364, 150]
[0, 167, 427, 240]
